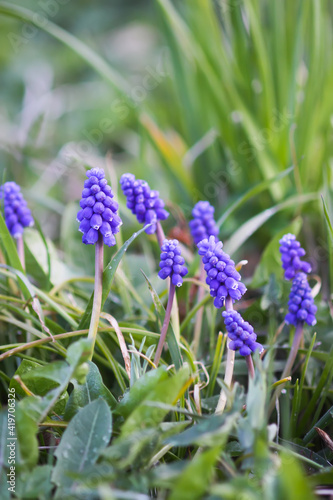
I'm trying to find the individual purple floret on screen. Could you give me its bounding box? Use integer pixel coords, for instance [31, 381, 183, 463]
[119, 173, 169, 234]
[197, 236, 246, 308]
[189, 201, 219, 245]
[158, 239, 188, 287]
[279, 233, 311, 280]
[1, 182, 34, 238]
[76, 168, 122, 247]
[222, 310, 263, 356]
[285, 272, 317, 326]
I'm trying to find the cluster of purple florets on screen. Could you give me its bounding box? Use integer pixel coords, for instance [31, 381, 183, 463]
[279, 233, 311, 280]
[189, 201, 219, 245]
[1, 182, 34, 238]
[285, 272, 317, 326]
[197, 236, 246, 308]
[76, 168, 122, 247]
[222, 310, 263, 356]
[119, 173, 169, 234]
[158, 239, 188, 287]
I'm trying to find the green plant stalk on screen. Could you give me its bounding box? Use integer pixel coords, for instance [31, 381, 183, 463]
[215, 296, 235, 414]
[192, 260, 205, 357]
[268, 322, 304, 415]
[87, 234, 104, 359]
[154, 282, 176, 366]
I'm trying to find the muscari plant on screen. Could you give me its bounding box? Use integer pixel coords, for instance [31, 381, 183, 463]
[0, 174, 317, 415]
[76, 167, 122, 356]
[269, 234, 317, 413]
[0, 171, 324, 499]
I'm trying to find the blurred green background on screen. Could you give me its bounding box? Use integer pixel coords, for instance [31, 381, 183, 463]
[0, 0, 332, 291]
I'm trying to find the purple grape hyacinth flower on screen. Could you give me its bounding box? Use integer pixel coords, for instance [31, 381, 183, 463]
[158, 239, 188, 287]
[197, 236, 246, 308]
[76, 168, 122, 247]
[279, 233, 311, 280]
[189, 201, 219, 245]
[222, 310, 263, 356]
[1, 182, 34, 238]
[119, 173, 169, 234]
[285, 272, 317, 326]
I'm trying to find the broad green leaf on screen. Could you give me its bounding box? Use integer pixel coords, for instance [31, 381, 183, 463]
[15, 466, 53, 499]
[168, 446, 221, 500]
[52, 398, 112, 496]
[64, 361, 117, 421]
[165, 412, 238, 448]
[114, 366, 168, 422]
[78, 224, 151, 330]
[141, 270, 182, 369]
[15, 406, 39, 469]
[120, 365, 191, 437]
[275, 451, 316, 500]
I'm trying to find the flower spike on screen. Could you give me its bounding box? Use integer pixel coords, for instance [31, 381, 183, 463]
[77, 168, 122, 247]
[279, 233, 311, 280]
[158, 239, 188, 287]
[222, 310, 263, 356]
[198, 236, 246, 308]
[285, 272, 317, 326]
[119, 173, 169, 234]
[2, 182, 34, 238]
[189, 201, 219, 245]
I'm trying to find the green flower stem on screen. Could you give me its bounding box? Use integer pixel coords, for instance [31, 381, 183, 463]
[216, 296, 235, 414]
[154, 282, 176, 366]
[268, 321, 304, 415]
[192, 260, 205, 357]
[16, 235, 25, 271]
[88, 234, 104, 359]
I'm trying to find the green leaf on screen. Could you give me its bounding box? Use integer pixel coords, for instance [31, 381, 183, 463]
[141, 270, 182, 370]
[224, 193, 318, 255]
[275, 450, 316, 500]
[64, 361, 117, 421]
[217, 166, 295, 228]
[52, 398, 112, 496]
[165, 413, 238, 448]
[78, 224, 151, 330]
[168, 446, 221, 500]
[114, 366, 169, 422]
[120, 365, 191, 437]
[15, 465, 53, 499]
[15, 406, 39, 469]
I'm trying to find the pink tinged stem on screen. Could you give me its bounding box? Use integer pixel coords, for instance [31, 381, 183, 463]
[245, 355, 255, 379]
[216, 296, 235, 414]
[154, 282, 176, 366]
[269, 322, 304, 415]
[156, 221, 166, 249]
[192, 260, 206, 357]
[16, 235, 25, 271]
[88, 234, 104, 358]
